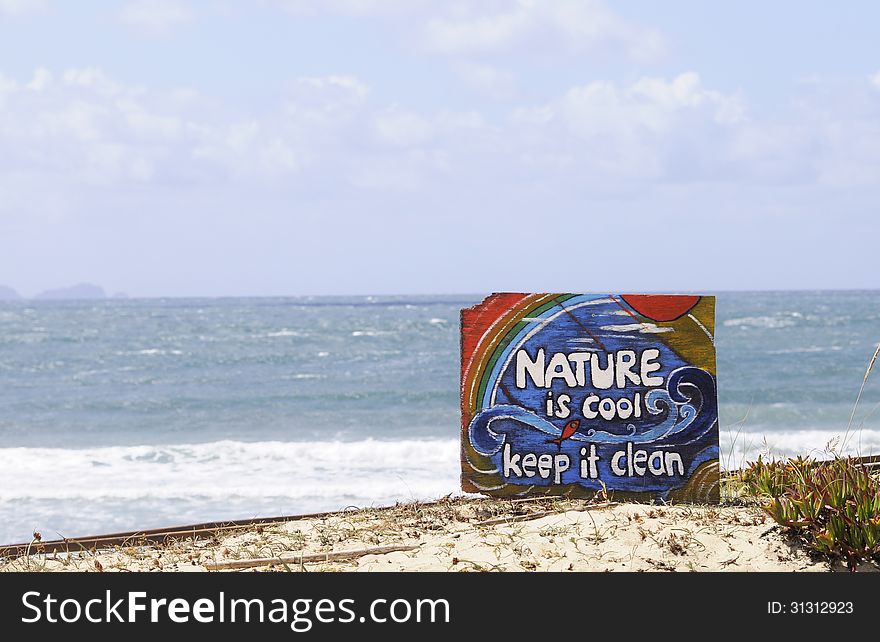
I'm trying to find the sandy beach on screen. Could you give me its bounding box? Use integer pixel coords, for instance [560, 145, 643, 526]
[4, 496, 874, 573]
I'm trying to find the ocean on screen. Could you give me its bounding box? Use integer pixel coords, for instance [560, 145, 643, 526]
[0, 291, 878, 544]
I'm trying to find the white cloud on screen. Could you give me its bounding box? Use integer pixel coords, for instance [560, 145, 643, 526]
[425, 6, 526, 55]
[372, 106, 434, 147]
[422, 0, 664, 60]
[0, 0, 46, 15]
[0, 66, 485, 195]
[272, 1, 663, 62]
[293, 75, 369, 104]
[510, 72, 747, 180]
[3, 62, 880, 297]
[870, 71, 880, 90]
[629, 72, 745, 123]
[726, 81, 880, 188]
[0, 73, 17, 94]
[119, 0, 193, 34]
[26, 67, 52, 90]
[274, 75, 370, 147]
[0, 67, 190, 183]
[61, 67, 120, 91]
[0, 68, 384, 187]
[1, 65, 878, 199]
[456, 62, 517, 99]
[273, 0, 428, 16]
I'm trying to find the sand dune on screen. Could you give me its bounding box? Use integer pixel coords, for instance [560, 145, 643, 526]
[6, 496, 875, 572]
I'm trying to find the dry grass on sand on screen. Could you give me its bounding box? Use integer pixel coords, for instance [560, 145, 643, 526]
[4, 496, 876, 573]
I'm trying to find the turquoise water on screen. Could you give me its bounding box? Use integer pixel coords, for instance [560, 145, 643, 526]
[0, 291, 877, 543]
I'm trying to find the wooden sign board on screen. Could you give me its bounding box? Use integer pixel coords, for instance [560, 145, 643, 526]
[461, 294, 720, 503]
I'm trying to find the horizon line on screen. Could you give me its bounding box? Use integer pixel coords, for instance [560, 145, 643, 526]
[2, 287, 880, 302]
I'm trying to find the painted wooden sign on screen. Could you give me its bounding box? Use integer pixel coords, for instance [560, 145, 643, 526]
[461, 294, 720, 503]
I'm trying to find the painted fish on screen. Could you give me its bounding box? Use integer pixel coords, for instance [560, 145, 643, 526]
[548, 419, 581, 448]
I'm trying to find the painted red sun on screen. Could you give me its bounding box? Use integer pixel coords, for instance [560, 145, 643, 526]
[620, 294, 701, 322]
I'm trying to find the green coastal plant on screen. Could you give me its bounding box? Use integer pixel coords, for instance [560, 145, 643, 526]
[735, 342, 880, 570]
[741, 456, 880, 570]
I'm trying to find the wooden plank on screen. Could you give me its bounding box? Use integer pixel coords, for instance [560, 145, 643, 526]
[461, 293, 721, 503]
[0, 502, 440, 558]
[204, 545, 420, 571]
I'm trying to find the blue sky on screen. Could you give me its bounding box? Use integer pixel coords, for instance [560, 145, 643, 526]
[0, 0, 878, 297]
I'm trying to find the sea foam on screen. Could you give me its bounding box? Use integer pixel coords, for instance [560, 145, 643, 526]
[0, 439, 461, 502]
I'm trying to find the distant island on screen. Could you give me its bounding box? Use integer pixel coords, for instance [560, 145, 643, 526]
[0, 283, 128, 301]
[0, 285, 21, 300]
[35, 283, 107, 301]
